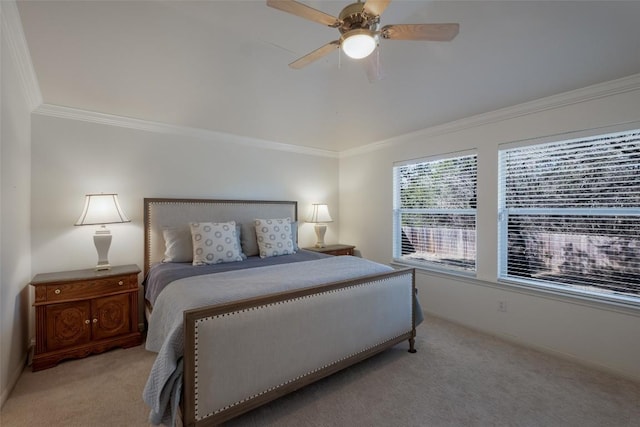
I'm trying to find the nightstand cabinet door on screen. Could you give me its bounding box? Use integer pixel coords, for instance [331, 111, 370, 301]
[45, 301, 91, 351]
[92, 293, 131, 341]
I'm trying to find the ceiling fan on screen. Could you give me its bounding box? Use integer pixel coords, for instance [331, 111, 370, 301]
[266, 0, 459, 70]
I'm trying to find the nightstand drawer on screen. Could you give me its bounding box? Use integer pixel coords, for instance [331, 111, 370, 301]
[330, 247, 354, 256]
[303, 244, 356, 256]
[45, 275, 137, 302]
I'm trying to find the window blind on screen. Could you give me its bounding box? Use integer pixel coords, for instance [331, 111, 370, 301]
[498, 130, 640, 302]
[393, 153, 477, 273]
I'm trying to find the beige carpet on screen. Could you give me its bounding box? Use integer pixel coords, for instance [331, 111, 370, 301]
[1, 314, 639, 426]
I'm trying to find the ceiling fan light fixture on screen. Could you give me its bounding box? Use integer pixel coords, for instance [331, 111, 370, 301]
[341, 29, 377, 59]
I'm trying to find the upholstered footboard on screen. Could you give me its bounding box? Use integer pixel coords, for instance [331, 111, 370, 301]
[182, 268, 416, 426]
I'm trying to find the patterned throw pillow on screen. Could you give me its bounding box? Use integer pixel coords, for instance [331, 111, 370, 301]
[241, 220, 299, 256]
[254, 218, 296, 258]
[190, 221, 244, 265]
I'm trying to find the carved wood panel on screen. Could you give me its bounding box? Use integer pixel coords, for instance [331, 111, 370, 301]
[92, 293, 130, 341]
[45, 301, 91, 351]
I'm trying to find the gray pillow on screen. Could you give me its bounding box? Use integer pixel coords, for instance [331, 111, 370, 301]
[240, 222, 259, 256]
[162, 226, 192, 262]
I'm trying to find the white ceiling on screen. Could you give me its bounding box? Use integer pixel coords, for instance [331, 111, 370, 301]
[17, 1, 640, 152]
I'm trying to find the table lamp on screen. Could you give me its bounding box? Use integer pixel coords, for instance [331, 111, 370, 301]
[75, 193, 130, 270]
[307, 203, 333, 248]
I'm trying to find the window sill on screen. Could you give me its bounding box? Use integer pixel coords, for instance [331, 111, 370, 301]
[393, 260, 640, 316]
[391, 259, 476, 279]
[497, 276, 640, 313]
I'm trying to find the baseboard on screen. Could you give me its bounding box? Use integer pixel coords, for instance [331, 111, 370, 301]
[0, 353, 28, 410]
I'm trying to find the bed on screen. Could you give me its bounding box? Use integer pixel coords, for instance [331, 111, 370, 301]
[141, 198, 419, 426]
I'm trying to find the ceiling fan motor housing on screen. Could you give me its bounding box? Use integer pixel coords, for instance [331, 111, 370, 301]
[338, 2, 379, 34]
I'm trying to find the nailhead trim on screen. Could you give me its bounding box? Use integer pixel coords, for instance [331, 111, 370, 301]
[192, 276, 410, 420]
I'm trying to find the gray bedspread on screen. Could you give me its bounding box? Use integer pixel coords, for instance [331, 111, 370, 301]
[144, 249, 330, 306]
[143, 256, 420, 426]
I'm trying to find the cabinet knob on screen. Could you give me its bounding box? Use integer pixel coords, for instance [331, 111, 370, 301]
[54, 289, 61, 295]
[85, 319, 90, 324]
[118, 280, 124, 286]
[93, 318, 98, 323]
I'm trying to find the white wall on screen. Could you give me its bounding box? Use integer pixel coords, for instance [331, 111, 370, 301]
[339, 76, 640, 380]
[4, 0, 639, 404]
[30, 113, 339, 276]
[1, 5, 33, 407]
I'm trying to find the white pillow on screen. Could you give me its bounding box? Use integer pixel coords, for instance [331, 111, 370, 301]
[254, 218, 296, 258]
[190, 221, 244, 265]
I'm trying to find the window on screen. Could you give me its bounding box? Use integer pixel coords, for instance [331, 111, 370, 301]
[393, 152, 477, 273]
[498, 129, 640, 304]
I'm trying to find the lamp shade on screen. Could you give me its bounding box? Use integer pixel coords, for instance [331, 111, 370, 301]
[308, 204, 333, 223]
[341, 29, 377, 59]
[75, 193, 130, 226]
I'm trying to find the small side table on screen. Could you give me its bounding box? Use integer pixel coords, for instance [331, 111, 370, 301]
[30, 264, 142, 371]
[304, 244, 355, 256]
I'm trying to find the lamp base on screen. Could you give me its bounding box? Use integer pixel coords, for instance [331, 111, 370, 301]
[93, 228, 112, 270]
[314, 224, 327, 248]
[95, 261, 111, 271]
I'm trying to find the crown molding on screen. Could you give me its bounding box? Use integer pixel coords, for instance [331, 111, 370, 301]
[33, 104, 339, 158]
[340, 73, 640, 158]
[1, 0, 43, 110]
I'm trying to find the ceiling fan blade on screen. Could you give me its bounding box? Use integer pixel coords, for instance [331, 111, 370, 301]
[266, 0, 339, 27]
[381, 23, 459, 41]
[363, 0, 391, 17]
[289, 41, 340, 69]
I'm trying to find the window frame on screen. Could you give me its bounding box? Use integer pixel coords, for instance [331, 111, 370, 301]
[497, 128, 640, 308]
[392, 150, 478, 276]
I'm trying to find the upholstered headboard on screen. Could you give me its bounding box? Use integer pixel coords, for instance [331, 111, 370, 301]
[143, 198, 298, 275]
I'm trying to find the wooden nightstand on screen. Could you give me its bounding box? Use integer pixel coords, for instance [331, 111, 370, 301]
[304, 244, 356, 256]
[30, 264, 142, 371]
